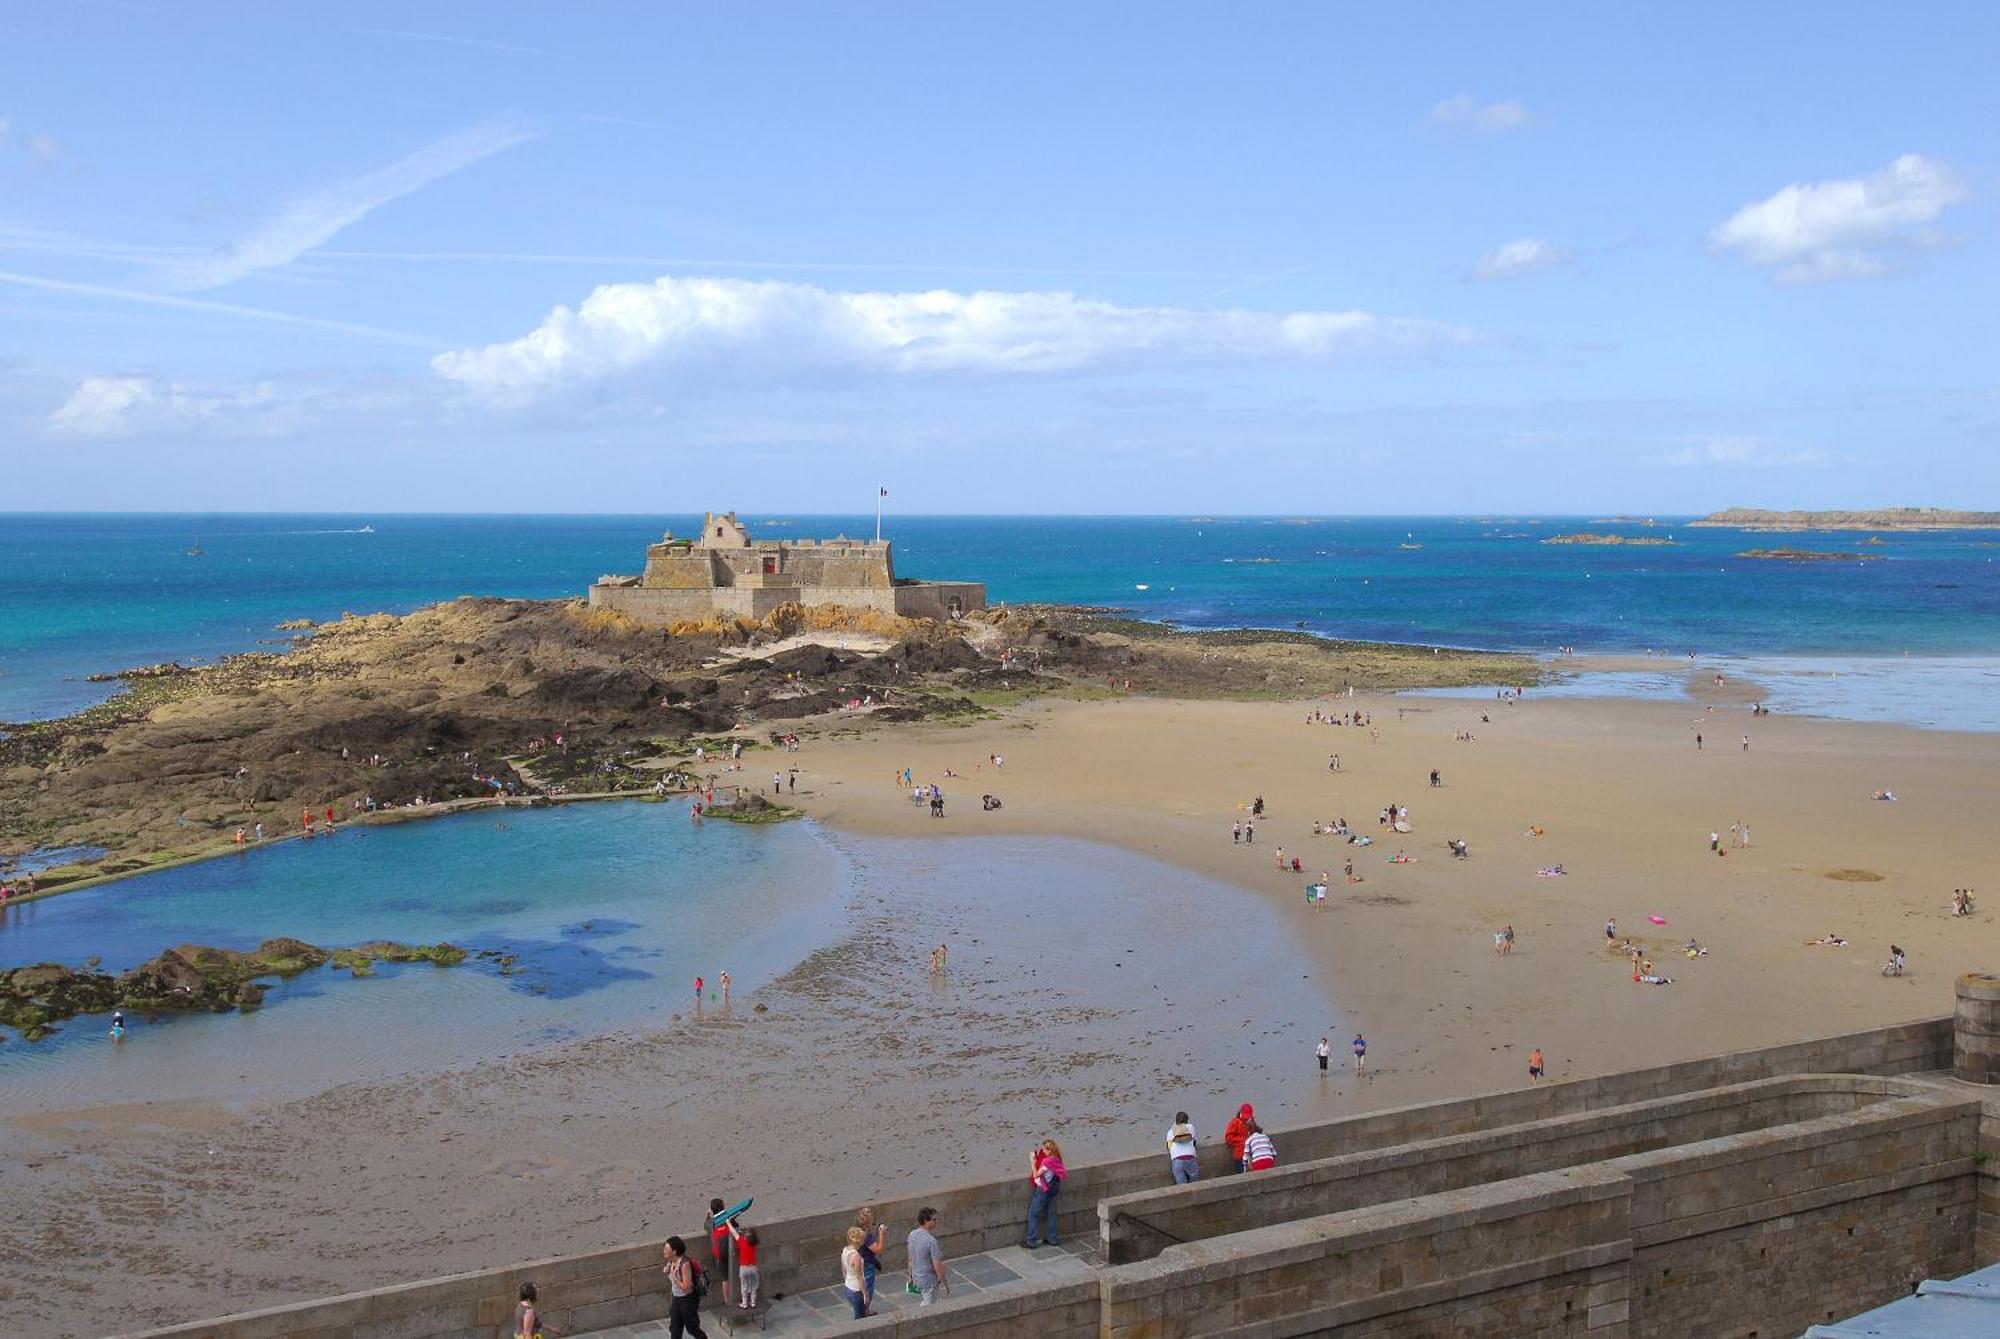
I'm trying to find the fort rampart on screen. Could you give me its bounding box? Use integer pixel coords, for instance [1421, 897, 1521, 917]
[118, 992, 2000, 1339]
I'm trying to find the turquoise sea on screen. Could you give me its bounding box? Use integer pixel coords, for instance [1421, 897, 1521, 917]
[3, 513, 1998, 728]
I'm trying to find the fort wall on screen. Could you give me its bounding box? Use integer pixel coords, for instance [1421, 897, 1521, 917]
[116, 1014, 1990, 1339]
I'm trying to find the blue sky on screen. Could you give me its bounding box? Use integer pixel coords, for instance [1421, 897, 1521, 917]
[2, 2, 1994, 513]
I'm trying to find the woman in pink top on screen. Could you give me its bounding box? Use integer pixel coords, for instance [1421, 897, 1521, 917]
[1024, 1138, 1067, 1248]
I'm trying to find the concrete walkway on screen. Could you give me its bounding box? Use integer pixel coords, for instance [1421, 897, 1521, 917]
[576, 1240, 1099, 1337]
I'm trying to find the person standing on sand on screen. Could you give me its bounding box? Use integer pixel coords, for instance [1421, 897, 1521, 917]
[1352, 1033, 1367, 1072]
[1528, 1048, 1545, 1081]
[1274, 845, 1286, 871]
[1695, 733, 1703, 750]
[1709, 831, 1720, 854]
[1244, 822, 1254, 844]
[1316, 1037, 1331, 1073]
[1232, 820, 1241, 844]
[1223, 1103, 1254, 1172]
[1167, 1112, 1200, 1183]
[1742, 735, 1749, 751]
[662, 1237, 708, 1339]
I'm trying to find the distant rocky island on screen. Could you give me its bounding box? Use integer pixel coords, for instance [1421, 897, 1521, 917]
[1541, 533, 1674, 546]
[1691, 508, 2000, 532]
[1737, 548, 1883, 562]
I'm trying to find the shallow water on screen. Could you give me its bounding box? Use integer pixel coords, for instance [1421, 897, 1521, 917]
[0, 807, 1334, 1118]
[0, 800, 845, 1109]
[1405, 653, 2000, 733]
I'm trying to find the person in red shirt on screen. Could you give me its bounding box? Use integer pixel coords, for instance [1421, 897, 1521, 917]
[1223, 1103, 1255, 1173]
[727, 1221, 760, 1310]
[706, 1198, 731, 1308]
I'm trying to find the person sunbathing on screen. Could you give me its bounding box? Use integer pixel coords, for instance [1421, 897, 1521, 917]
[1807, 934, 1849, 947]
[1634, 973, 1673, 985]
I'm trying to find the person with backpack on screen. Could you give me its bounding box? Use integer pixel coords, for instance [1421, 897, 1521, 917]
[1023, 1137, 1067, 1248]
[661, 1236, 708, 1339]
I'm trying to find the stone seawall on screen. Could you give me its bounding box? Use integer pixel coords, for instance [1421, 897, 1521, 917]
[115, 1015, 1979, 1339]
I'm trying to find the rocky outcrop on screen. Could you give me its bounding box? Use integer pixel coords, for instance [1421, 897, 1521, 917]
[1540, 533, 1675, 546]
[1692, 508, 2000, 531]
[0, 937, 465, 1040]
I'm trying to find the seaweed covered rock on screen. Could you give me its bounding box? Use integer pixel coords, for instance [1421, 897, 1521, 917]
[0, 937, 467, 1039]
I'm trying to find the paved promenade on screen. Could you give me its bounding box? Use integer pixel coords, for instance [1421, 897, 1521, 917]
[575, 1240, 1098, 1337]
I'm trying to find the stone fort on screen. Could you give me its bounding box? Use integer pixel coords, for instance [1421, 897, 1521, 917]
[130, 975, 2000, 1339]
[587, 512, 986, 624]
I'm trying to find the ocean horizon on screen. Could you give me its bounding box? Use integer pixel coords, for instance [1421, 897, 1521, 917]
[3, 511, 1996, 729]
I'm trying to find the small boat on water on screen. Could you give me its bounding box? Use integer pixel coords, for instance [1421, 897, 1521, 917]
[1135, 583, 1150, 591]
[1398, 543, 1423, 550]
[186, 536, 205, 556]
[355, 525, 375, 534]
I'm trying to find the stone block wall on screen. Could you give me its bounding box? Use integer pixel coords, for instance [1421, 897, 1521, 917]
[1100, 1075, 1902, 1264]
[113, 1016, 1978, 1339]
[1098, 1166, 1634, 1338]
[1619, 1091, 1981, 1337]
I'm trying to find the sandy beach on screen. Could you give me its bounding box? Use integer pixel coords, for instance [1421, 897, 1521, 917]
[5, 674, 1998, 1335]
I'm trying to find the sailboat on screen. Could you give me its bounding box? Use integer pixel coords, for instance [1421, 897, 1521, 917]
[186, 535, 205, 557]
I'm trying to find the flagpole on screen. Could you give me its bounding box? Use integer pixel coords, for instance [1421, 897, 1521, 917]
[875, 488, 883, 544]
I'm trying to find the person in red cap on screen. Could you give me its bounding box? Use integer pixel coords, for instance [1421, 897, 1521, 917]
[1223, 1103, 1255, 1173]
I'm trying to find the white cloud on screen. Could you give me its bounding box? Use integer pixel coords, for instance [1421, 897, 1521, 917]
[0, 267, 433, 344]
[47, 374, 289, 439]
[1711, 154, 1969, 284]
[1655, 434, 1827, 469]
[1473, 237, 1569, 281]
[157, 122, 535, 292]
[1429, 94, 1528, 135]
[25, 131, 61, 164]
[431, 276, 1476, 404]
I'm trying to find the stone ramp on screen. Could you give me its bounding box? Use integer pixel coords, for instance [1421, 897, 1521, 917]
[575, 1240, 1097, 1337]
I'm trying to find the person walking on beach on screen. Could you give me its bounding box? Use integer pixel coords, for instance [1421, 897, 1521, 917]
[1167, 1112, 1200, 1183]
[1024, 1138, 1067, 1248]
[1529, 1048, 1545, 1082]
[1244, 822, 1254, 844]
[1274, 845, 1286, 871]
[1352, 1033, 1367, 1072]
[1742, 735, 1750, 751]
[1223, 1103, 1254, 1172]
[772, 771, 782, 795]
[1709, 830, 1720, 854]
[908, 1208, 948, 1305]
[1695, 733, 1703, 750]
[1316, 1037, 1332, 1073]
[1232, 820, 1241, 844]
[661, 1237, 708, 1339]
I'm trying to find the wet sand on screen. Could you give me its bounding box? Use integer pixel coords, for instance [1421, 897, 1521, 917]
[7, 676, 1998, 1335]
[1, 833, 1329, 1337]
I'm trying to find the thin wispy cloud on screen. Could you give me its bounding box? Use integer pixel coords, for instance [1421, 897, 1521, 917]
[0, 268, 434, 345]
[157, 122, 537, 292]
[1654, 434, 1828, 469]
[315, 249, 1253, 282]
[433, 274, 1475, 404]
[1195, 265, 1312, 303]
[1711, 153, 1969, 284]
[1472, 237, 1571, 281]
[1429, 93, 1529, 135]
[355, 27, 562, 59]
